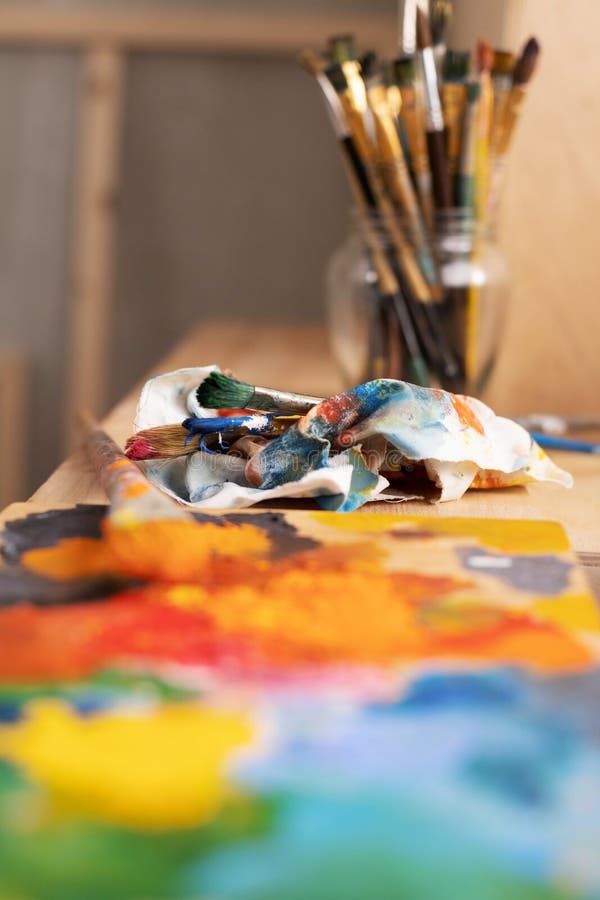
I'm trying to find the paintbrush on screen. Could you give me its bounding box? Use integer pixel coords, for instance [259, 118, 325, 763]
[361, 50, 440, 292]
[327, 33, 357, 64]
[455, 81, 480, 210]
[195, 373, 321, 415]
[416, 5, 453, 209]
[441, 50, 470, 179]
[529, 434, 600, 455]
[394, 55, 435, 229]
[474, 39, 494, 222]
[323, 60, 433, 383]
[299, 49, 415, 379]
[516, 414, 600, 436]
[196, 374, 322, 415]
[361, 51, 461, 385]
[496, 37, 540, 157]
[489, 50, 515, 156]
[125, 414, 300, 460]
[79, 410, 188, 523]
[454, 80, 482, 385]
[79, 412, 268, 582]
[430, 0, 453, 78]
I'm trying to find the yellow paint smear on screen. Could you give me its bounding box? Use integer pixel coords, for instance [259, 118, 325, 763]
[313, 512, 571, 554]
[0, 700, 253, 830]
[534, 592, 600, 634]
[103, 519, 270, 581]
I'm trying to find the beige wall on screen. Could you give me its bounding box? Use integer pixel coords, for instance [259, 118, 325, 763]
[486, 0, 600, 417]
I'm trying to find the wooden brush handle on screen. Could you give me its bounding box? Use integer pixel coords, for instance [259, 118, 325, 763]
[426, 129, 452, 209]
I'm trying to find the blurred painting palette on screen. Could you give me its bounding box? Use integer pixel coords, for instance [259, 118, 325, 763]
[0, 504, 599, 899]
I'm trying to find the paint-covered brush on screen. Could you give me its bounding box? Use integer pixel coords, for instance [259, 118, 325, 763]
[327, 33, 357, 64]
[416, 5, 453, 209]
[430, 0, 453, 78]
[455, 81, 481, 210]
[496, 37, 540, 156]
[195, 373, 322, 415]
[489, 50, 516, 157]
[489, 39, 539, 218]
[394, 55, 435, 229]
[125, 413, 300, 460]
[80, 410, 188, 523]
[474, 39, 494, 222]
[80, 412, 266, 581]
[441, 50, 470, 180]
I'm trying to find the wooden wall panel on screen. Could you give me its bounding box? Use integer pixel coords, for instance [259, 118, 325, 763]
[479, 0, 600, 416]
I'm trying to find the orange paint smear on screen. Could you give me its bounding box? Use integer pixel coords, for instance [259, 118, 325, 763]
[101, 519, 270, 582]
[122, 484, 149, 500]
[1, 541, 592, 681]
[6, 514, 593, 682]
[22, 537, 113, 580]
[19, 519, 271, 584]
[451, 395, 485, 435]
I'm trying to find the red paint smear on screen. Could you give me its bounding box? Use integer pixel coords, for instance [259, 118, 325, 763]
[0, 591, 255, 681]
[315, 392, 359, 429]
[124, 438, 161, 460]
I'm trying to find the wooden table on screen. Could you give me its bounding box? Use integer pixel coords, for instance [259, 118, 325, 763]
[24, 321, 600, 593]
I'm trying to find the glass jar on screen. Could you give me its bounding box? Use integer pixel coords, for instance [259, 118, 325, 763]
[326, 209, 510, 395]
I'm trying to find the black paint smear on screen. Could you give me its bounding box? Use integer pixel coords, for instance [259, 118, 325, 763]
[2, 506, 317, 566]
[1, 504, 107, 563]
[0, 568, 132, 608]
[0, 506, 318, 606]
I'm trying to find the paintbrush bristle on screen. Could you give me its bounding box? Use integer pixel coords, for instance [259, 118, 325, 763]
[393, 55, 416, 87]
[492, 50, 515, 77]
[416, 7, 433, 51]
[359, 50, 379, 82]
[328, 34, 356, 63]
[466, 80, 481, 103]
[430, 0, 453, 47]
[476, 39, 494, 74]
[324, 61, 349, 94]
[512, 36, 540, 86]
[125, 424, 193, 460]
[297, 48, 325, 77]
[195, 372, 256, 410]
[442, 49, 471, 82]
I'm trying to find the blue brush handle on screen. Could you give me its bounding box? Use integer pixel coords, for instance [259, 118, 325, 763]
[530, 432, 600, 454]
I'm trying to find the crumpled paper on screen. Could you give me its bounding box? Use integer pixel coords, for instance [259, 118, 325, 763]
[133, 366, 572, 512]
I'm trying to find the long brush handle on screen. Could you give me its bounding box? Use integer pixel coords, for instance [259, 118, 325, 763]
[79, 411, 187, 520]
[426, 129, 452, 208]
[529, 433, 600, 455]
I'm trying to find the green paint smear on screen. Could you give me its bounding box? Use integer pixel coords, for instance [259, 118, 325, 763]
[0, 668, 200, 707]
[0, 788, 278, 900]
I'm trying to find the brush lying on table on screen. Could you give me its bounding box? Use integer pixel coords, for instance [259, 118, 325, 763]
[299, 7, 540, 390]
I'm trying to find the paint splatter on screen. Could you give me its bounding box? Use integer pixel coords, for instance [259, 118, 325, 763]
[0, 699, 254, 829]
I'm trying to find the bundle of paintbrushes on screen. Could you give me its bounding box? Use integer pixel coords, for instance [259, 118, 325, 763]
[299, 3, 540, 393]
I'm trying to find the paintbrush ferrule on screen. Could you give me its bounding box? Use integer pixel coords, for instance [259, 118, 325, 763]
[251, 387, 321, 415]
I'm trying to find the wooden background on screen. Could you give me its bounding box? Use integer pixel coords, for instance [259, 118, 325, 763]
[484, 0, 600, 417]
